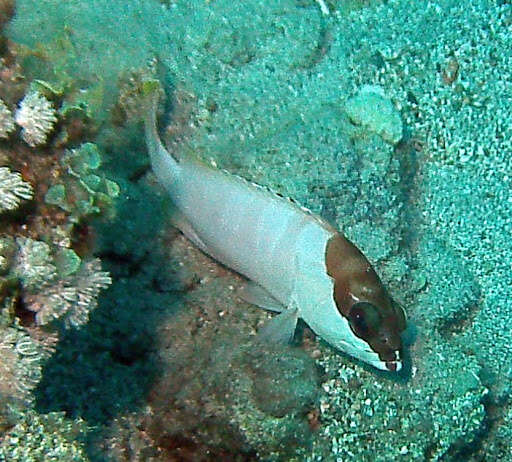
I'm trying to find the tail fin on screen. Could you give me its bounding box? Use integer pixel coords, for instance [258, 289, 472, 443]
[142, 80, 181, 189]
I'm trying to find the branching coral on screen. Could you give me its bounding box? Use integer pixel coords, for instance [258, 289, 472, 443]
[0, 167, 33, 213]
[14, 90, 57, 147]
[25, 258, 112, 328]
[0, 98, 15, 139]
[0, 325, 45, 406]
[12, 237, 112, 328]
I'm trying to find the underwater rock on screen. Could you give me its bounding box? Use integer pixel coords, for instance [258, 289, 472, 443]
[345, 85, 403, 146]
[247, 344, 319, 418]
[415, 236, 481, 333]
[146, 299, 320, 460]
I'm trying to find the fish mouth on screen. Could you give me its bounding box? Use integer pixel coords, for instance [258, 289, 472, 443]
[380, 350, 402, 372]
[360, 349, 402, 372]
[367, 356, 402, 372]
[384, 360, 402, 372]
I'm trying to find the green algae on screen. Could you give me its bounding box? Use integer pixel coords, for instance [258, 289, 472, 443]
[45, 143, 120, 222]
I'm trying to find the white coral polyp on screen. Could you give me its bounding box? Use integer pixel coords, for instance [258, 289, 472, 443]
[15, 91, 57, 147]
[0, 98, 15, 139]
[0, 167, 33, 212]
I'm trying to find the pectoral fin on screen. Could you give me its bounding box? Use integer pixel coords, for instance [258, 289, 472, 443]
[258, 307, 299, 344]
[168, 207, 210, 254]
[239, 282, 285, 312]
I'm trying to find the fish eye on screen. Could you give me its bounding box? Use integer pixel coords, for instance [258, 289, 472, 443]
[348, 302, 381, 338]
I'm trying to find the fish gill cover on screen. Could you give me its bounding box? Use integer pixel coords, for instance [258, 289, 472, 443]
[0, 0, 511, 460]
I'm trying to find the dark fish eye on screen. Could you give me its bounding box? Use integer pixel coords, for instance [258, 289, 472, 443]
[349, 302, 381, 338]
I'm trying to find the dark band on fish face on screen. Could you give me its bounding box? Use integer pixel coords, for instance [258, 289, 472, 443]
[325, 234, 406, 363]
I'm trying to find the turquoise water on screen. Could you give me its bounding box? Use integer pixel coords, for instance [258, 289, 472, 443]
[0, 0, 511, 460]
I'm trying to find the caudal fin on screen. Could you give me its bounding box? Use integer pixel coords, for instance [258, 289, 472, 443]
[141, 80, 181, 189]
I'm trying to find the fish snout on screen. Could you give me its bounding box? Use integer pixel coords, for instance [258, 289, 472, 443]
[385, 359, 402, 372]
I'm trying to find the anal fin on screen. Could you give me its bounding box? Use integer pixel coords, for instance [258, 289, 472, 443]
[258, 307, 299, 344]
[168, 208, 209, 254]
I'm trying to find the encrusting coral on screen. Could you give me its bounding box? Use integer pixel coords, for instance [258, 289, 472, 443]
[0, 410, 89, 461]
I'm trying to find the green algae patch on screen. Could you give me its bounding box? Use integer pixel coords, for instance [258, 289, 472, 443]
[44, 142, 120, 222]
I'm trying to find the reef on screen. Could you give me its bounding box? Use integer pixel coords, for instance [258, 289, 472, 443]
[0, 7, 115, 459]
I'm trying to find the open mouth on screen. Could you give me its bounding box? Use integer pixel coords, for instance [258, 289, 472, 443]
[385, 360, 402, 372]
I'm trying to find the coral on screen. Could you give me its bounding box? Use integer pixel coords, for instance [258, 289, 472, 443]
[6, 1, 512, 460]
[14, 90, 57, 147]
[0, 98, 15, 138]
[12, 237, 111, 327]
[0, 167, 33, 213]
[25, 258, 112, 327]
[0, 411, 88, 461]
[45, 142, 120, 222]
[27, 79, 99, 145]
[0, 238, 59, 430]
[0, 325, 45, 407]
[12, 237, 57, 291]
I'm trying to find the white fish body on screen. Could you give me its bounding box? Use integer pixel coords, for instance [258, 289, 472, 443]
[144, 86, 405, 372]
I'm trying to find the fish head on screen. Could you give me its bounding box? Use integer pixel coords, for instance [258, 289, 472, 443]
[345, 300, 406, 371]
[325, 234, 407, 372]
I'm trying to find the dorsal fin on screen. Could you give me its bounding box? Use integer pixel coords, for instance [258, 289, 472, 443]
[214, 165, 337, 233]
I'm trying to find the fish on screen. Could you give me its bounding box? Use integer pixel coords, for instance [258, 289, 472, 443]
[143, 81, 407, 372]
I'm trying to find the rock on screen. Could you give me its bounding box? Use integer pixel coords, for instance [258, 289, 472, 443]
[345, 85, 403, 146]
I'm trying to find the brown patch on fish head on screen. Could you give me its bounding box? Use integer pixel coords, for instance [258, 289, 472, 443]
[325, 234, 406, 365]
